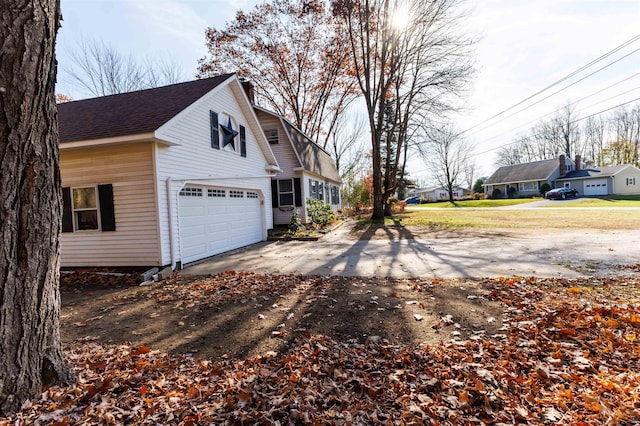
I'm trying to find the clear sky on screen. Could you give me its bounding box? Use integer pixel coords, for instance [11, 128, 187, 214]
[56, 0, 640, 181]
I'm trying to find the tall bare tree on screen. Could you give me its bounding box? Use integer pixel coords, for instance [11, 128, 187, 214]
[333, 0, 473, 219]
[420, 123, 472, 203]
[0, 0, 74, 414]
[198, 0, 357, 148]
[329, 112, 367, 175]
[610, 104, 640, 166]
[62, 38, 185, 97]
[583, 115, 606, 166]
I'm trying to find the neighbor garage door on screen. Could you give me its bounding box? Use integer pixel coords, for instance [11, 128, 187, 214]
[179, 186, 263, 264]
[584, 179, 608, 196]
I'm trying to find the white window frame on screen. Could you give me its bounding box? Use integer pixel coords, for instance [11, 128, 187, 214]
[72, 186, 100, 231]
[519, 182, 537, 191]
[278, 179, 294, 206]
[265, 129, 278, 145]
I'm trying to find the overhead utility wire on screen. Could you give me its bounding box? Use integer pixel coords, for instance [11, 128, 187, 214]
[471, 78, 640, 147]
[465, 46, 640, 138]
[469, 96, 640, 158]
[461, 32, 640, 134]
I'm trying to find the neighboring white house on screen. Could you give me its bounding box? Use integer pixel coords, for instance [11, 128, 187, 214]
[557, 164, 640, 195]
[408, 186, 466, 201]
[483, 155, 640, 197]
[57, 74, 281, 269]
[483, 155, 577, 197]
[253, 106, 342, 225]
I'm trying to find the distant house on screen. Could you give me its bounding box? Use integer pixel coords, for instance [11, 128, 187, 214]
[484, 155, 640, 197]
[57, 74, 281, 269]
[408, 186, 467, 201]
[483, 155, 577, 198]
[557, 164, 640, 196]
[253, 106, 341, 225]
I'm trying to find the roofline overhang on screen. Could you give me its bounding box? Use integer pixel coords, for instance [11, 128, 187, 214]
[59, 132, 179, 150]
[483, 178, 547, 186]
[557, 174, 614, 180]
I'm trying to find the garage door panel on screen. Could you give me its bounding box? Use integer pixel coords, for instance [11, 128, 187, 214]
[179, 187, 263, 264]
[584, 179, 608, 196]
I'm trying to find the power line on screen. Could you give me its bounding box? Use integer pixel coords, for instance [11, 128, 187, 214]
[470, 96, 640, 158]
[461, 32, 640, 134]
[471, 80, 640, 148]
[465, 45, 640, 138]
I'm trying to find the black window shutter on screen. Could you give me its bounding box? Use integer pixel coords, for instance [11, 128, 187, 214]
[271, 180, 278, 207]
[210, 111, 220, 149]
[98, 184, 116, 231]
[294, 178, 302, 207]
[240, 125, 247, 157]
[62, 187, 73, 232]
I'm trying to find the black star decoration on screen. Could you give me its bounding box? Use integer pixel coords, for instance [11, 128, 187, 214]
[220, 117, 238, 149]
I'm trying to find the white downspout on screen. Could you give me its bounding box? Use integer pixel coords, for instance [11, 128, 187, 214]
[166, 178, 176, 270]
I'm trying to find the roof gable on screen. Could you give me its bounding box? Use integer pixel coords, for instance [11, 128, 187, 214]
[254, 106, 341, 183]
[58, 74, 234, 143]
[485, 158, 560, 184]
[559, 164, 631, 179]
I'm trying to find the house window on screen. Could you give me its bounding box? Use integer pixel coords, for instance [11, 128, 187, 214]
[330, 185, 340, 204]
[229, 190, 244, 198]
[72, 187, 99, 231]
[208, 189, 226, 197]
[265, 129, 278, 145]
[278, 179, 294, 206]
[627, 177, 636, 186]
[180, 187, 203, 197]
[519, 182, 537, 191]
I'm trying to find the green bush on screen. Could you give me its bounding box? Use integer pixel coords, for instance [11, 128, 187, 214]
[288, 208, 303, 234]
[491, 188, 502, 199]
[306, 198, 336, 227]
[507, 186, 517, 198]
[540, 183, 551, 195]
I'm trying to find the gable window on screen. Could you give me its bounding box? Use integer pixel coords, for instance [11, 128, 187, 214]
[210, 111, 220, 149]
[627, 177, 636, 186]
[73, 187, 99, 230]
[265, 129, 278, 145]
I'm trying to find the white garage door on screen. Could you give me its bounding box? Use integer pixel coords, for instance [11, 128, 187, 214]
[584, 179, 608, 196]
[179, 186, 263, 264]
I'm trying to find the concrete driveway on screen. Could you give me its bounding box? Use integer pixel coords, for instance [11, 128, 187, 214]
[181, 221, 640, 279]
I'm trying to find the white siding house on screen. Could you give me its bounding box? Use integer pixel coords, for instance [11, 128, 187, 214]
[254, 106, 342, 226]
[58, 74, 281, 269]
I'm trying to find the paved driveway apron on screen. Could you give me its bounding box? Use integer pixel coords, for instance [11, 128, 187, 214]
[181, 220, 640, 279]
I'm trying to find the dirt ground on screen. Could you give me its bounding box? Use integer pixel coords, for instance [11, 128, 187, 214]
[60, 271, 504, 361]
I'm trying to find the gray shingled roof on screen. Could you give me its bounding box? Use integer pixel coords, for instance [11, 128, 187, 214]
[58, 74, 233, 143]
[484, 158, 558, 184]
[282, 121, 341, 184]
[558, 165, 628, 179]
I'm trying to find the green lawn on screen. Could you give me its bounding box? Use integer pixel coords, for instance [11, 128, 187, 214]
[409, 198, 539, 208]
[397, 208, 640, 230]
[544, 194, 640, 207]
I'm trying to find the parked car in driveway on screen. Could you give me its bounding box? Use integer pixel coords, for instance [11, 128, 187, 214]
[404, 196, 421, 204]
[545, 187, 579, 200]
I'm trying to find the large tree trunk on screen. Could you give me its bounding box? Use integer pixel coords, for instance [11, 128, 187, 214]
[0, 0, 74, 416]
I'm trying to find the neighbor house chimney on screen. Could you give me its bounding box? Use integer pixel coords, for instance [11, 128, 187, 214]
[574, 154, 581, 171]
[559, 155, 566, 177]
[240, 78, 255, 104]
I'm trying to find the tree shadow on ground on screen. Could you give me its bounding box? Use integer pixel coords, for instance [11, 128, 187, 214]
[61, 272, 504, 362]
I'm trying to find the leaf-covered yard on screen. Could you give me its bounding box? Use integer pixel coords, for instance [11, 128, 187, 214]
[2, 272, 639, 425]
